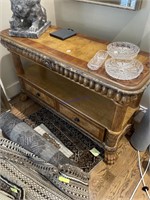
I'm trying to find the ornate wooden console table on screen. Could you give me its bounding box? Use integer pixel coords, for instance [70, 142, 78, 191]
[1, 27, 150, 164]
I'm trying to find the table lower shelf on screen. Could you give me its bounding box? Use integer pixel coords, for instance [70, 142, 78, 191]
[23, 81, 106, 142]
[19, 64, 114, 142]
[18, 64, 136, 164]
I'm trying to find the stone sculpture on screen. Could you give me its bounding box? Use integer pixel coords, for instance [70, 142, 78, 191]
[9, 0, 51, 38]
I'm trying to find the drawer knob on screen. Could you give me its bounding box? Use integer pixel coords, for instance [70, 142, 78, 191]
[74, 117, 80, 123]
[36, 92, 40, 97]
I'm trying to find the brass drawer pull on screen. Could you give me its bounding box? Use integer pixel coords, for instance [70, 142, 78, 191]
[36, 92, 40, 97]
[74, 117, 80, 123]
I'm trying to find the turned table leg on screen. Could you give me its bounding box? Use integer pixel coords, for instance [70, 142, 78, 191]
[11, 53, 25, 75]
[104, 131, 119, 165]
[104, 124, 132, 164]
[11, 52, 28, 101]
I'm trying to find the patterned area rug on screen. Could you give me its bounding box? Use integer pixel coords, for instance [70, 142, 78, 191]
[24, 108, 104, 172]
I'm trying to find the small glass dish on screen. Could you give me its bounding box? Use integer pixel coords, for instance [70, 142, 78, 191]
[87, 50, 108, 71]
[107, 42, 140, 60]
[105, 58, 143, 80]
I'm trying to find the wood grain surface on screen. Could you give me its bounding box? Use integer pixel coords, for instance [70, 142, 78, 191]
[1, 27, 150, 92]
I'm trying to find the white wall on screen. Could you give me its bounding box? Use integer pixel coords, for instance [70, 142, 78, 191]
[54, 0, 150, 107]
[0, 0, 18, 99]
[42, 0, 56, 25]
[0, 0, 56, 98]
[54, 0, 150, 52]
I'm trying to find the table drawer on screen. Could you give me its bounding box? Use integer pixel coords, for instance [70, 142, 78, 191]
[24, 83, 55, 108]
[59, 104, 105, 141]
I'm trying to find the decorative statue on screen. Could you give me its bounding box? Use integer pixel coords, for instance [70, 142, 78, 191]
[9, 0, 51, 38]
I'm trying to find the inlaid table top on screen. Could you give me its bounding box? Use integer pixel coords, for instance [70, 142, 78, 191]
[0, 27, 150, 94]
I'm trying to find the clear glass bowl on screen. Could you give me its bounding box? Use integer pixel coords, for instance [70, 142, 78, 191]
[105, 58, 143, 80]
[87, 50, 108, 70]
[107, 42, 140, 60]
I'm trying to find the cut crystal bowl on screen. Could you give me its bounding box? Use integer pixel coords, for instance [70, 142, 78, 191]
[87, 50, 108, 70]
[107, 42, 140, 60]
[105, 58, 143, 80]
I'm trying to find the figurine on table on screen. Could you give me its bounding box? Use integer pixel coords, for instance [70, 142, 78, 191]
[9, 0, 51, 38]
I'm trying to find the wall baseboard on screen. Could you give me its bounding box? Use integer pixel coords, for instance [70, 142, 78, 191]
[5, 81, 21, 99]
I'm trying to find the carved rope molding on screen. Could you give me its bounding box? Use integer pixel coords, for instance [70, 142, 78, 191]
[1, 37, 142, 105]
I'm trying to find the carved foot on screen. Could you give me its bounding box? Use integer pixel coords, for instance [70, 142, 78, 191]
[19, 93, 28, 102]
[104, 150, 118, 165]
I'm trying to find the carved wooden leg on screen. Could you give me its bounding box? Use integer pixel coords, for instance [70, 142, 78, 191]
[104, 124, 132, 164]
[104, 131, 119, 165]
[11, 53, 28, 102]
[104, 149, 118, 165]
